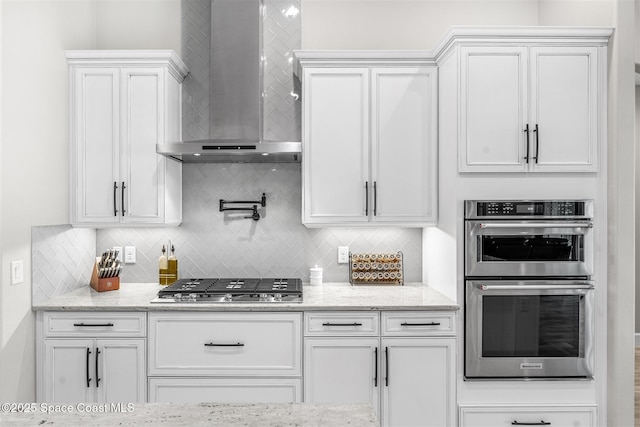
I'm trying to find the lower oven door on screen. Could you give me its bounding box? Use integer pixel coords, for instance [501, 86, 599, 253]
[465, 280, 594, 380]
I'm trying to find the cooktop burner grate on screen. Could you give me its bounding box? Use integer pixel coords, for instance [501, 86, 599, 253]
[154, 277, 303, 303]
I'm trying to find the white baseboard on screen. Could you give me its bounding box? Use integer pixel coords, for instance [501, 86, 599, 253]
[636, 333, 640, 347]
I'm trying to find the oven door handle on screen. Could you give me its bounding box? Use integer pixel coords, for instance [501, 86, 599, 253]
[478, 284, 594, 291]
[479, 222, 593, 229]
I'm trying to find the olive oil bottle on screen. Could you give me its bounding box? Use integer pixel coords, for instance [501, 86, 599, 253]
[159, 245, 170, 285]
[167, 245, 178, 285]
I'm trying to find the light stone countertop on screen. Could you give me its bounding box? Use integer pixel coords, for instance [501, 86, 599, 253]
[32, 282, 458, 311]
[0, 402, 378, 426]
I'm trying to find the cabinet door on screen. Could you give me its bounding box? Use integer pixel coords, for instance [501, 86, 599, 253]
[120, 68, 166, 224]
[304, 338, 380, 418]
[459, 47, 528, 172]
[529, 46, 598, 172]
[71, 68, 121, 224]
[381, 338, 456, 427]
[97, 339, 146, 403]
[371, 67, 437, 223]
[302, 68, 370, 225]
[44, 339, 96, 403]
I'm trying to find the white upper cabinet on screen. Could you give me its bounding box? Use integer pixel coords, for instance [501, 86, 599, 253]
[67, 51, 187, 227]
[296, 52, 438, 227]
[303, 67, 370, 224]
[446, 28, 610, 173]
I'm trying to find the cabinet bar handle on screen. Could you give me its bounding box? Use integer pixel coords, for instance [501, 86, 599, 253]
[322, 322, 363, 327]
[121, 182, 126, 216]
[204, 342, 245, 347]
[85, 348, 92, 388]
[373, 181, 377, 216]
[365, 181, 369, 216]
[73, 323, 114, 327]
[511, 421, 551, 426]
[385, 347, 389, 387]
[113, 182, 118, 216]
[532, 124, 539, 163]
[400, 322, 441, 326]
[523, 124, 530, 163]
[374, 347, 378, 387]
[95, 347, 101, 388]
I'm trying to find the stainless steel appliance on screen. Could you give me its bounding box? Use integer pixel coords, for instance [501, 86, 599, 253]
[465, 279, 594, 379]
[151, 278, 303, 303]
[464, 200, 595, 380]
[465, 200, 594, 278]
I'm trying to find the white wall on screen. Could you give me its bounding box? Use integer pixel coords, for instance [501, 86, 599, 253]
[301, 0, 538, 49]
[0, 0, 181, 402]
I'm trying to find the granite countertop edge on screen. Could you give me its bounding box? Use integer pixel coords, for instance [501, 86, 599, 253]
[32, 282, 459, 312]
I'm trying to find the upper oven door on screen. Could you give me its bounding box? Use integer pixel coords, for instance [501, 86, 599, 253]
[465, 220, 594, 277]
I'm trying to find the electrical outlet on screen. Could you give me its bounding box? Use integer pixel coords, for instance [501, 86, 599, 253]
[113, 246, 123, 262]
[338, 246, 349, 264]
[124, 246, 136, 264]
[10, 260, 24, 285]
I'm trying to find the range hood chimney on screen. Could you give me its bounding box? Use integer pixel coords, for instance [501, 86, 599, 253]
[157, 0, 301, 163]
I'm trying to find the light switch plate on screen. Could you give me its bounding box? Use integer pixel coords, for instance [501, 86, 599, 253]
[338, 246, 349, 264]
[10, 260, 24, 285]
[124, 246, 136, 264]
[113, 247, 123, 262]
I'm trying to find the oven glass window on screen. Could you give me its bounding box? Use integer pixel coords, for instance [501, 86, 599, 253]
[480, 234, 583, 262]
[482, 295, 582, 357]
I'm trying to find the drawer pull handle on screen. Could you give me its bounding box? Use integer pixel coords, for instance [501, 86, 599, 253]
[73, 323, 115, 327]
[511, 421, 551, 426]
[322, 322, 363, 327]
[400, 322, 441, 326]
[204, 342, 245, 347]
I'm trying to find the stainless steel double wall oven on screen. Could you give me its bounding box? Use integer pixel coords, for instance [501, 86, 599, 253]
[464, 200, 595, 380]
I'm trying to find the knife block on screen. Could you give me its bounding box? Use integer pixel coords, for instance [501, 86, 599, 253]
[90, 258, 120, 292]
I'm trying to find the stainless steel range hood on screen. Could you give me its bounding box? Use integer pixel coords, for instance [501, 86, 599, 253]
[157, 0, 301, 163]
[157, 139, 301, 163]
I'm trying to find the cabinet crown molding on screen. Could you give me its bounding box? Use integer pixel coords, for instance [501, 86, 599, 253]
[293, 50, 435, 78]
[65, 50, 189, 82]
[433, 26, 613, 63]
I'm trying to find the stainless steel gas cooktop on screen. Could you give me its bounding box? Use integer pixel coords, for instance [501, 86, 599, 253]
[151, 278, 303, 303]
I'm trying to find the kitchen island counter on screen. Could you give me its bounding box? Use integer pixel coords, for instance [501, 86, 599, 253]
[32, 282, 458, 311]
[0, 402, 378, 426]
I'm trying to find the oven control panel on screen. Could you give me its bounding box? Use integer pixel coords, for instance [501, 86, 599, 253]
[466, 200, 592, 219]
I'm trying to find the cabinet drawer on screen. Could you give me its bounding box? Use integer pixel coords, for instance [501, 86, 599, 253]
[382, 311, 456, 336]
[304, 312, 379, 336]
[148, 377, 302, 403]
[43, 312, 146, 337]
[149, 312, 301, 376]
[459, 405, 597, 427]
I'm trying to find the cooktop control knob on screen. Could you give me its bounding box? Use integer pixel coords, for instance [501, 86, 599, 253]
[224, 293, 233, 302]
[259, 293, 269, 302]
[274, 293, 282, 302]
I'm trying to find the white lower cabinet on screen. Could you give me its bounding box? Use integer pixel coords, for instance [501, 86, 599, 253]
[147, 312, 302, 403]
[381, 337, 455, 427]
[459, 405, 598, 427]
[304, 337, 380, 415]
[38, 312, 147, 403]
[303, 311, 457, 427]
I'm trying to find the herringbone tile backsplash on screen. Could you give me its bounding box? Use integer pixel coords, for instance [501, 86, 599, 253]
[32, 225, 96, 304]
[96, 163, 422, 282]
